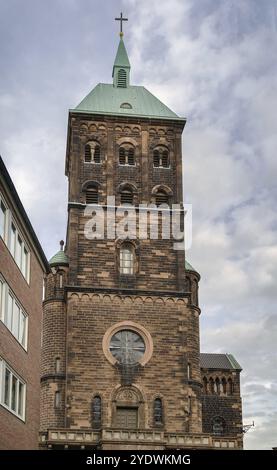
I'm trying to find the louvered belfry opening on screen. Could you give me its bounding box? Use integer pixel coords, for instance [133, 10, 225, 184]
[153, 148, 169, 168]
[93, 145, 101, 163]
[117, 69, 127, 88]
[85, 144, 92, 162]
[162, 150, 169, 167]
[153, 150, 160, 167]
[128, 148, 135, 165]
[119, 146, 135, 165]
[86, 186, 99, 204]
[121, 189, 133, 205]
[119, 147, 126, 165]
[156, 190, 169, 206]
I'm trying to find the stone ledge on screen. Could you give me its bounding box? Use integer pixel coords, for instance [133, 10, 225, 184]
[39, 428, 239, 449]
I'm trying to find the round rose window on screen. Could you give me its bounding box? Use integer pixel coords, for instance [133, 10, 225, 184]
[109, 329, 146, 365]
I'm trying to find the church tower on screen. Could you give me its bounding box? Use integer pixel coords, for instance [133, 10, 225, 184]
[40, 18, 243, 450]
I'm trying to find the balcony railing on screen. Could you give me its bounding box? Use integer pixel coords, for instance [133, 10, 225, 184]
[39, 428, 238, 449]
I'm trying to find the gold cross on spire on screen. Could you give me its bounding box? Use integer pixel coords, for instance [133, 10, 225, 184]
[115, 12, 128, 37]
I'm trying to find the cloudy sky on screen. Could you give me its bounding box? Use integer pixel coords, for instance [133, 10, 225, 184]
[0, 0, 276, 449]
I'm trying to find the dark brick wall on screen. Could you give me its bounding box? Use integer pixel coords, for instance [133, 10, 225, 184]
[200, 369, 243, 447]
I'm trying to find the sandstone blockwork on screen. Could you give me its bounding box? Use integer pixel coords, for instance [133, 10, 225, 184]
[40, 113, 243, 450]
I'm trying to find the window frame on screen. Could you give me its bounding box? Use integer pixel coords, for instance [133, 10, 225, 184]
[0, 275, 28, 350]
[0, 193, 8, 243]
[153, 397, 163, 426]
[84, 142, 101, 165]
[0, 357, 26, 421]
[9, 218, 30, 282]
[118, 145, 136, 167]
[119, 244, 134, 275]
[86, 186, 99, 205]
[153, 147, 170, 169]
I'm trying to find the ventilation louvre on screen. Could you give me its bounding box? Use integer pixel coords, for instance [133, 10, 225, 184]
[156, 191, 168, 206]
[94, 145, 101, 163]
[128, 148, 135, 165]
[117, 69, 127, 88]
[121, 190, 133, 205]
[85, 144, 91, 162]
[86, 188, 99, 204]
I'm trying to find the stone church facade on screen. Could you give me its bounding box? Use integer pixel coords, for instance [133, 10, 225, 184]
[40, 33, 243, 450]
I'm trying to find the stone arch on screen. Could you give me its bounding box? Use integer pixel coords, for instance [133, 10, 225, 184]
[111, 385, 146, 429]
[116, 136, 138, 147]
[151, 184, 173, 196]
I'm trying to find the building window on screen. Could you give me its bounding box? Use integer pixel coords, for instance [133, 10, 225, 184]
[187, 362, 191, 380]
[212, 416, 225, 436]
[85, 142, 101, 164]
[120, 244, 134, 274]
[119, 146, 135, 165]
[9, 221, 30, 281]
[55, 357, 61, 373]
[0, 358, 26, 420]
[0, 198, 7, 241]
[117, 69, 127, 88]
[227, 378, 234, 395]
[120, 189, 133, 205]
[203, 377, 208, 394]
[155, 190, 168, 206]
[153, 147, 169, 168]
[109, 330, 145, 364]
[120, 102, 132, 109]
[222, 377, 227, 394]
[92, 395, 102, 427]
[86, 185, 99, 204]
[55, 390, 61, 408]
[154, 398, 163, 425]
[0, 279, 28, 350]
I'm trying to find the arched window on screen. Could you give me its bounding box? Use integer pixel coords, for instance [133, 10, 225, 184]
[94, 145, 101, 163]
[154, 398, 163, 425]
[203, 377, 208, 394]
[227, 378, 234, 395]
[215, 377, 220, 394]
[86, 185, 99, 204]
[120, 243, 134, 275]
[121, 189, 133, 205]
[128, 147, 134, 165]
[222, 377, 227, 395]
[153, 149, 160, 167]
[212, 417, 225, 436]
[119, 145, 135, 165]
[85, 144, 91, 162]
[120, 102, 132, 109]
[162, 150, 169, 167]
[153, 147, 169, 168]
[84, 142, 101, 163]
[187, 362, 191, 380]
[54, 391, 61, 409]
[119, 147, 126, 165]
[91, 396, 102, 427]
[55, 357, 61, 373]
[209, 377, 214, 394]
[156, 190, 168, 206]
[117, 69, 127, 88]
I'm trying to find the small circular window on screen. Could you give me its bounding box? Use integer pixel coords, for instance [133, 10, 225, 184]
[120, 102, 132, 109]
[103, 321, 153, 366]
[110, 330, 145, 364]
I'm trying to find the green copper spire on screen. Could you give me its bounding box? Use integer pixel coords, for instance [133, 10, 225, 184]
[112, 37, 131, 87]
[49, 240, 69, 267]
